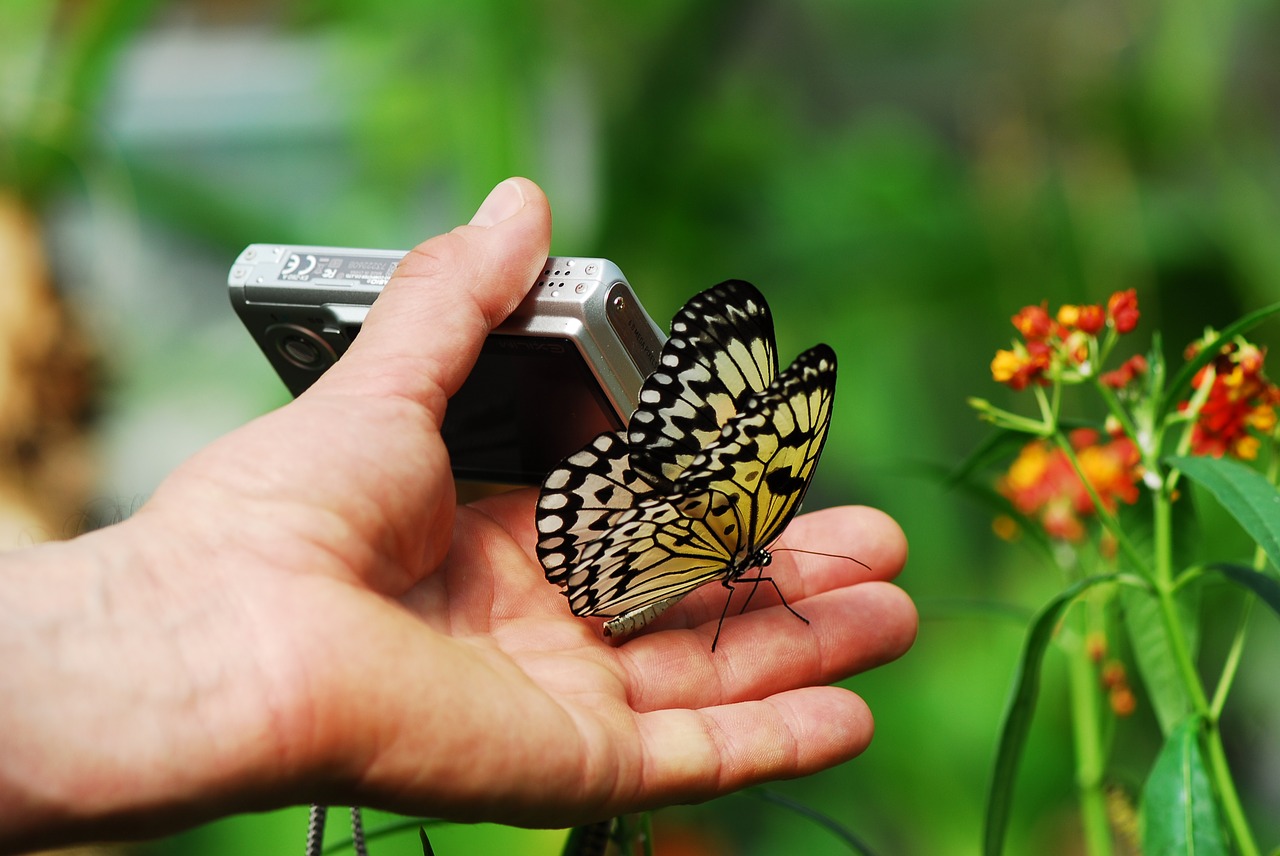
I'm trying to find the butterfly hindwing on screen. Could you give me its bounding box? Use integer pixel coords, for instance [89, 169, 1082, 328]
[627, 280, 779, 486]
[536, 431, 647, 594]
[537, 433, 743, 618]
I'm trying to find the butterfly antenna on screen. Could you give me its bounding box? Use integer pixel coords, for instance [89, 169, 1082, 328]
[771, 546, 872, 571]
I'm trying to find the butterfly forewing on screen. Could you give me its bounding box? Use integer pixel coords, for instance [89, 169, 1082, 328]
[628, 280, 779, 486]
[678, 344, 838, 554]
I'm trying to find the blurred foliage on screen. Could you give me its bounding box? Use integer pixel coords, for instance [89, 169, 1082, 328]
[5, 0, 1280, 852]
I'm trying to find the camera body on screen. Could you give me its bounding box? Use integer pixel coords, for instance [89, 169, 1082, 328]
[228, 245, 665, 484]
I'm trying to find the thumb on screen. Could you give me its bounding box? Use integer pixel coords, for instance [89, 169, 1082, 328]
[314, 177, 552, 423]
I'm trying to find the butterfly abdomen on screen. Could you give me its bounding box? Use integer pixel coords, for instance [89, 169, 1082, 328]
[602, 594, 689, 637]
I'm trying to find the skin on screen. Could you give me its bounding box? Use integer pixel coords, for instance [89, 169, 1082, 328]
[0, 178, 916, 854]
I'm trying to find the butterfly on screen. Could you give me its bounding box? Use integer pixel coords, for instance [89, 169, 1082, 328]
[535, 279, 837, 648]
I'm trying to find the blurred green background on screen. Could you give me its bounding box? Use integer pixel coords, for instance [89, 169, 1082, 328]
[4, 0, 1279, 853]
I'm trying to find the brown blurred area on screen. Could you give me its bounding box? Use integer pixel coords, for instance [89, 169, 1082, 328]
[0, 195, 97, 548]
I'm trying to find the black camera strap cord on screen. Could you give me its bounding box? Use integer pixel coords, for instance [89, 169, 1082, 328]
[305, 804, 368, 856]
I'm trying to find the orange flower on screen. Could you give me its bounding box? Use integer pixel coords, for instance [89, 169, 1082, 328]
[1076, 438, 1141, 509]
[1107, 289, 1140, 333]
[1101, 660, 1127, 689]
[1086, 632, 1107, 663]
[991, 349, 1022, 384]
[1110, 685, 1137, 717]
[998, 429, 1142, 541]
[1248, 404, 1277, 433]
[1060, 329, 1091, 367]
[991, 340, 1052, 390]
[1100, 660, 1137, 716]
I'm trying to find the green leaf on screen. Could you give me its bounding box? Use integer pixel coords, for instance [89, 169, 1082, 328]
[1169, 455, 1280, 573]
[1141, 717, 1229, 855]
[1121, 584, 1197, 736]
[1206, 563, 1280, 619]
[1157, 302, 1280, 422]
[984, 573, 1122, 856]
[948, 429, 1037, 488]
[742, 788, 880, 855]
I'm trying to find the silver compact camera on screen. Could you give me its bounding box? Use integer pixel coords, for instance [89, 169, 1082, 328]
[228, 245, 666, 484]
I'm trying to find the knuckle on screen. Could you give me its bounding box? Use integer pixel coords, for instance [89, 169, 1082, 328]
[397, 232, 474, 285]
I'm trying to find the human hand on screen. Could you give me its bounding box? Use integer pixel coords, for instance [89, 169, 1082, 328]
[0, 178, 915, 852]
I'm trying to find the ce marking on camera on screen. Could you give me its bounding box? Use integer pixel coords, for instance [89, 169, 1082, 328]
[281, 253, 318, 280]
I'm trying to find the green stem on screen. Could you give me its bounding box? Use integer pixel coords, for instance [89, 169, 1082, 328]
[1202, 721, 1259, 856]
[1064, 603, 1114, 856]
[640, 812, 654, 856]
[1092, 378, 1135, 438]
[1051, 432, 1150, 576]
[1150, 488, 1208, 711]
[1209, 599, 1253, 721]
[1152, 485, 1260, 855]
[970, 401, 1055, 435]
[1034, 382, 1059, 428]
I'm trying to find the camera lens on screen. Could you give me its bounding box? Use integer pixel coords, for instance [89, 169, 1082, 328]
[281, 335, 323, 367]
[266, 324, 337, 372]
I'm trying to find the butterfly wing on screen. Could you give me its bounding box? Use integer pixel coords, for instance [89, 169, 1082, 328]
[627, 280, 779, 486]
[537, 432, 742, 623]
[677, 343, 838, 554]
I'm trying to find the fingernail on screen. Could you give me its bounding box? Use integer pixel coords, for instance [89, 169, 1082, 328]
[469, 178, 526, 227]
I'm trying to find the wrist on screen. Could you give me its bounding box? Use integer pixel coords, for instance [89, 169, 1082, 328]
[0, 517, 302, 851]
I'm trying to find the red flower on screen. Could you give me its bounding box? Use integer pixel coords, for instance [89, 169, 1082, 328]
[1057, 303, 1106, 335]
[993, 295, 1136, 393]
[1181, 337, 1280, 460]
[1075, 304, 1106, 335]
[1012, 303, 1055, 340]
[1100, 354, 1148, 389]
[1107, 289, 1140, 334]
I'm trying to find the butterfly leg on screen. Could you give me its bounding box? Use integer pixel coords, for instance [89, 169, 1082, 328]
[709, 576, 810, 651]
[738, 575, 809, 625]
[710, 581, 738, 652]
